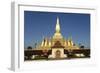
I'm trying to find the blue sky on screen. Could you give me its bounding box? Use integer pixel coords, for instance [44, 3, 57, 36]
[24, 11, 90, 49]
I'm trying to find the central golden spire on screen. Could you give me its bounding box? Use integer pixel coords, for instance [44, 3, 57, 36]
[56, 17, 60, 33]
[53, 17, 63, 39]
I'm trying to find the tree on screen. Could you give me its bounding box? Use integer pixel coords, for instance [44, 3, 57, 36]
[78, 43, 85, 49]
[80, 45, 84, 49]
[27, 46, 32, 50]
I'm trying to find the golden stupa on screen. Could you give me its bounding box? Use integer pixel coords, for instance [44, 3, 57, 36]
[37, 17, 79, 50]
[24, 17, 90, 60]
